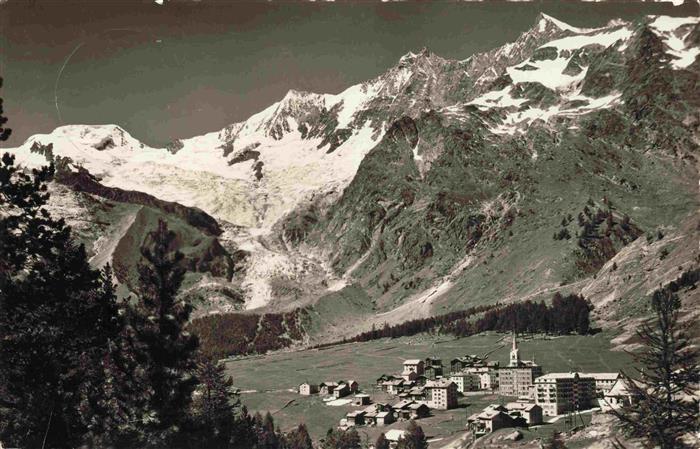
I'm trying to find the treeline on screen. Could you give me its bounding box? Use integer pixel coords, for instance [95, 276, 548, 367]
[312, 304, 498, 349]
[189, 309, 307, 360]
[446, 293, 594, 337]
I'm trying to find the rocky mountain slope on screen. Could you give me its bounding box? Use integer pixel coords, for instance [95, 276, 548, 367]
[6, 13, 699, 342]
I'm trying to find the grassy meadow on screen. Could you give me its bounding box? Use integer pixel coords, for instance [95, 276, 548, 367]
[224, 331, 633, 442]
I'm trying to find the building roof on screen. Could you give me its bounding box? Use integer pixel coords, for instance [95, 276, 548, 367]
[535, 372, 595, 381]
[376, 411, 391, 418]
[425, 379, 456, 388]
[506, 402, 540, 411]
[346, 411, 365, 417]
[408, 402, 429, 410]
[385, 429, 406, 442]
[582, 372, 621, 380]
[354, 393, 370, 398]
[393, 400, 414, 409]
[404, 359, 423, 365]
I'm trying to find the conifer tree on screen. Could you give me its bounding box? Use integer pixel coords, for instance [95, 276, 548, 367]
[396, 421, 428, 449]
[0, 90, 132, 448]
[614, 288, 699, 449]
[375, 433, 390, 449]
[190, 357, 239, 448]
[283, 424, 313, 449]
[132, 218, 199, 446]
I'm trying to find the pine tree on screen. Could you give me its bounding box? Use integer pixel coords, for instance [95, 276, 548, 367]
[396, 421, 427, 449]
[190, 357, 239, 448]
[132, 218, 199, 447]
[375, 433, 390, 449]
[544, 432, 568, 449]
[0, 149, 130, 447]
[614, 288, 699, 449]
[320, 428, 361, 449]
[282, 424, 313, 449]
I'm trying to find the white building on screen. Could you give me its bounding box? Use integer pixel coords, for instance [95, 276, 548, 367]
[425, 379, 458, 410]
[402, 359, 425, 381]
[449, 372, 481, 392]
[535, 372, 596, 416]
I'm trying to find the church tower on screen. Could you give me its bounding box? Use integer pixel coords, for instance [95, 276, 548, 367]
[509, 333, 520, 367]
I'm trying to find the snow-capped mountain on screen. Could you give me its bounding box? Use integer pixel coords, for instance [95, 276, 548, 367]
[6, 14, 700, 336]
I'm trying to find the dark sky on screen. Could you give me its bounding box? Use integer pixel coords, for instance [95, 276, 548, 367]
[0, 1, 696, 148]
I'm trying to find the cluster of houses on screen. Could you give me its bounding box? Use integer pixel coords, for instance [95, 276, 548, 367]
[298, 334, 637, 434]
[466, 335, 636, 435]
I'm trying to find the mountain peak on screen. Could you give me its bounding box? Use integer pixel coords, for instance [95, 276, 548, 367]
[534, 12, 583, 34]
[398, 47, 435, 67]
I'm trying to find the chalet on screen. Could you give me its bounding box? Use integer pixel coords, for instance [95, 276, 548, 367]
[298, 383, 319, 395]
[505, 402, 543, 425]
[425, 379, 458, 410]
[601, 378, 635, 412]
[364, 403, 396, 426]
[402, 359, 425, 381]
[376, 374, 401, 388]
[407, 402, 430, 419]
[468, 409, 517, 435]
[385, 379, 406, 395]
[406, 386, 426, 401]
[376, 411, 395, 426]
[333, 383, 351, 399]
[393, 400, 430, 420]
[424, 365, 443, 380]
[347, 380, 359, 393]
[353, 393, 371, 406]
[320, 382, 339, 395]
[345, 410, 365, 427]
[414, 375, 429, 386]
[450, 355, 486, 373]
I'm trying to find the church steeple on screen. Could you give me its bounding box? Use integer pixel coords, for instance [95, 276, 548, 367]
[509, 333, 520, 367]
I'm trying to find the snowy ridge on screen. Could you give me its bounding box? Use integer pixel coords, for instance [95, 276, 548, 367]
[6, 13, 698, 311]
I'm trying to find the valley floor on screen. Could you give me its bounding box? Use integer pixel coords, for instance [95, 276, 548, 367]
[224, 331, 633, 443]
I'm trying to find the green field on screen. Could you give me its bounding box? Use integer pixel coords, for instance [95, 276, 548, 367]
[224, 332, 633, 442]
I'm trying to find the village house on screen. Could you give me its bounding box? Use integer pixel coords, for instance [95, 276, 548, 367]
[601, 378, 635, 412]
[385, 378, 411, 395]
[345, 410, 365, 427]
[362, 403, 395, 427]
[450, 355, 485, 373]
[425, 379, 458, 410]
[534, 372, 597, 416]
[505, 402, 543, 425]
[467, 404, 525, 435]
[393, 400, 430, 420]
[376, 374, 401, 387]
[333, 382, 351, 399]
[414, 375, 429, 386]
[402, 359, 425, 381]
[375, 411, 395, 426]
[320, 381, 339, 395]
[424, 357, 444, 380]
[347, 380, 359, 393]
[498, 335, 542, 398]
[449, 372, 481, 393]
[298, 382, 318, 395]
[353, 393, 371, 406]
